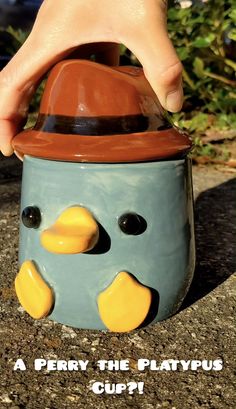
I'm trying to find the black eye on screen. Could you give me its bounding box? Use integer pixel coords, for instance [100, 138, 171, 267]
[21, 206, 41, 229]
[118, 212, 147, 235]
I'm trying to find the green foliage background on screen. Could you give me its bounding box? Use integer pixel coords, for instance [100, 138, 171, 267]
[168, 0, 236, 131]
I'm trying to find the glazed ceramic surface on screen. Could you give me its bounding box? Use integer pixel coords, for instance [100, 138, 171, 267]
[14, 60, 195, 332]
[18, 155, 195, 330]
[13, 60, 192, 163]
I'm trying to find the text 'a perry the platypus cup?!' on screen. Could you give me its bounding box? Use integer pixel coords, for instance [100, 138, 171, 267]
[13, 59, 195, 333]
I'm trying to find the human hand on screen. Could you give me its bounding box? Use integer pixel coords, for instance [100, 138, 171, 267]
[0, 0, 183, 156]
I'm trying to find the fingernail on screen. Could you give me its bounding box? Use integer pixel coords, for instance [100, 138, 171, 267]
[166, 89, 183, 113]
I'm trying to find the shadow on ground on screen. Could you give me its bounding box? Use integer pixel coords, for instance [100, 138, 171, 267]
[0, 153, 22, 184]
[182, 176, 236, 309]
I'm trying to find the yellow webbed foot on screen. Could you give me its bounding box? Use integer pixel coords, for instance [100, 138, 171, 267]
[97, 272, 152, 332]
[15, 260, 54, 319]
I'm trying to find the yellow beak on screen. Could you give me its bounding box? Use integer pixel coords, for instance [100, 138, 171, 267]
[40, 206, 99, 254]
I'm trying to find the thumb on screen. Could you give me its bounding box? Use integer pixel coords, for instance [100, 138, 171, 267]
[123, 15, 183, 112]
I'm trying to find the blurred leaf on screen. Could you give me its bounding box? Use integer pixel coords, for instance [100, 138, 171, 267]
[6, 26, 28, 46]
[177, 46, 189, 61]
[192, 33, 216, 48]
[228, 28, 236, 41]
[193, 57, 205, 78]
[229, 9, 236, 22]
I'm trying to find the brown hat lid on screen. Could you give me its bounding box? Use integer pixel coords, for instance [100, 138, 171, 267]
[13, 60, 192, 163]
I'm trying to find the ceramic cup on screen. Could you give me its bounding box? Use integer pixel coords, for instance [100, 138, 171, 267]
[13, 60, 195, 332]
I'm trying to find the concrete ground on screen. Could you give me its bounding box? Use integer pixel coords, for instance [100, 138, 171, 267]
[0, 154, 235, 409]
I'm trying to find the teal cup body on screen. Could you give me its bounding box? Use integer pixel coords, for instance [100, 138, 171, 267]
[18, 155, 195, 331]
[13, 61, 195, 332]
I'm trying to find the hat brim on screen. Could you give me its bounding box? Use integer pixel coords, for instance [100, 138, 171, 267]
[13, 127, 192, 163]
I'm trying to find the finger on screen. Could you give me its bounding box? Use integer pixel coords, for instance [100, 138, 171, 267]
[122, 15, 183, 112]
[0, 77, 35, 155]
[0, 34, 72, 155]
[0, 120, 16, 156]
